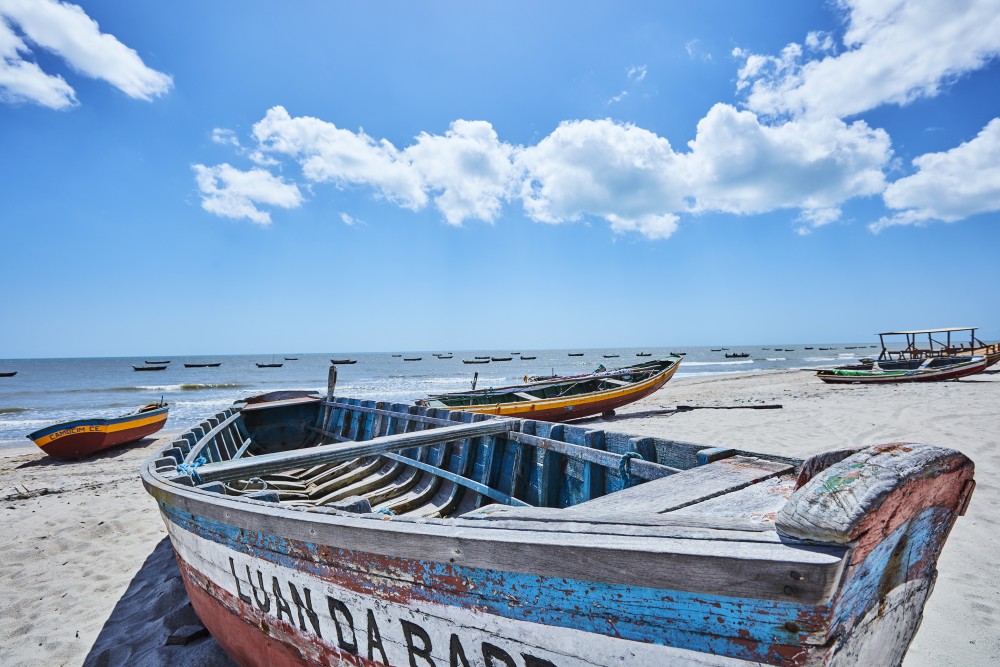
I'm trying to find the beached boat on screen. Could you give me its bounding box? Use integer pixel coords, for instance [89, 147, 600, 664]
[133, 365, 167, 371]
[419, 357, 681, 421]
[142, 389, 975, 667]
[30, 402, 169, 459]
[815, 355, 987, 384]
[0, 371, 16, 377]
[185, 363, 222, 368]
[871, 327, 1000, 367]
[330, 359, 358, 365]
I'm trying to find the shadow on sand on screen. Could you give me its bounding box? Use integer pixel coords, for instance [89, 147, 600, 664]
[17, 437, 163, 469]
[84, 537, 235, 667]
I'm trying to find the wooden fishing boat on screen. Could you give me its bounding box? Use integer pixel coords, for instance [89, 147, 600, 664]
[815, 355, 987, 384]
[391, 354, 402, 358]
[0, 371, 16, 377]
[491, 356, 513, 362]
[285, 357, 299, 361]
[403, 357, 422, 362]
[872, 327, 1000, 367]
[474, 356, 491, 360]
[256, 363, 283, 368]
[133, 365, 167, 371]
[185, 362, 223, 368]
[520, 355, 537, 360]
[568, 352, 584, 357]
[30, 402, 169, 459]
[463, 359, 490, 364]
[330, 359, 358, 365]
[725, 353, 751, 358]
[419, 357, 681, 421]
[636, 352, 652, 356]
[142, 386, 974, 667]
[603, 354, 619, 358]
[146, 360, 171, 365]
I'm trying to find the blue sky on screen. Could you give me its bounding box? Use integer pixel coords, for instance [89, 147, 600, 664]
[1, 0, 999, 357]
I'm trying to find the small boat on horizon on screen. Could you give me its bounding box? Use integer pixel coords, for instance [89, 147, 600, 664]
[519, 355, 536, 360]
[145, 360, 170, 365]
[403, 357, 422, 361]
[474, 355, 490, 359]
[603, 354, 620, 358]
[437, 355, 453, 359]
[568, 352, 584, 356]
[491, 356, 513, 362]
[463, 359, 490, 364]
[725, 352, 750, 358]
[142, 392, 973, 667]
[391, 354, 402, 357]
[133, 365, 167, 372]
[30, 402, 168, 459]
[184, 362, 222, 368]
[636, 352, 652, 356]
[284, 357, 299, 361]
[710, 349, 722, 352]
[0, 371, 16, 377]
[330, 359, 358, 365]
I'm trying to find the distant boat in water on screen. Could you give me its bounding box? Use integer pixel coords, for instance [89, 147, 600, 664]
[391, 354, 402, 357]
[491, 357, 513, 362]
[568, 352, 584, 356]
[603, 354, 620, 358]
[0, 371, 16, 377]
[710, 349, 722, 352]
[671, 352, 686, 356]
[403, 357, 422, 361]
[330, 359, 357, 365]
[133, 365, 167, 372]
[145, 360, 170, 365]
[284, 357, 299, 361]
[28, 402, 168, 459]
[725, 353, 750, 358]
[474, 355, 490, 359]
[184, 362, 222, 368]
[463, 359, 490, 364]
[256, 363, 282, 368]
[636, 352, 652, 357]
[519, 355, 536, 360]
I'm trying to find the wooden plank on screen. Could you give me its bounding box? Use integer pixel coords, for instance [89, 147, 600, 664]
[323, 400, 456, 427]
[512, 391, 540, 401]
[187, 419, 516, 484]
[507, 431, 678, 482]
[561, 456, 794, 516]
[382, 452, 530, 507]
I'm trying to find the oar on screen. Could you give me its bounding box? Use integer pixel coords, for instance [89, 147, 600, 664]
[175, 418, 516, 485]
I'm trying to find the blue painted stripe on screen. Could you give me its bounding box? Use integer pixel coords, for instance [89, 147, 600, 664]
[161, 502, 817, 662]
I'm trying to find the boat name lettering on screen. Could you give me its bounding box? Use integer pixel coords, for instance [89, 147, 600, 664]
[48, 425, 101, 440]
[228, 557, 557, 666]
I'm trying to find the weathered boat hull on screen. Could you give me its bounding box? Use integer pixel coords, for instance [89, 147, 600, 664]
[142, 396, 973, 667]
[817, 357, 987, 384]
[29, 405, 168, 459]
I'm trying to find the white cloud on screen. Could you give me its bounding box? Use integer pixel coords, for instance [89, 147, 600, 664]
[403, 119, 519, 225]
[339, 212, 360, 226]
[872, 117, 1000, 231]
[0, 18, 75, 108]
[627, 64, 647, 81]
[193, 163, 303, 225]
[0, 0, 172, 108]
[211, 128, 240, 148]
[607, 90, 627, 105]
[735, 0, 1000, 119]
[252, 106, 427, 210]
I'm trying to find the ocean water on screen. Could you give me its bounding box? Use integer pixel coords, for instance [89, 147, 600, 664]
[0, 345, 877, 447]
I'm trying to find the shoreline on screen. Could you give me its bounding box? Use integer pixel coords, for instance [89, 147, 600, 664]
[2, 369, 997, 665]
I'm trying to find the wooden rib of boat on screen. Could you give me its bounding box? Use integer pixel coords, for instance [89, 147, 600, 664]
[31, 403, 169, 460]
[330, 359, 358, 365]
[145, 360, 171, 365]
[0, 371, 16, 377]
[815, 355, 987, 384]
[142, 389, 974, 667]
[133, 365, 167, 371]
[419, 357, 681, 421]
[184, 362, 222, 368]
[463, 359, 490, 364]
[490, 356, 513, 362]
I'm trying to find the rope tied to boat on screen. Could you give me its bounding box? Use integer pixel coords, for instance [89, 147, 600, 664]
[618, 451, 644, 488]
[373, 507, 395, 516]
[177, 456, 207, 485]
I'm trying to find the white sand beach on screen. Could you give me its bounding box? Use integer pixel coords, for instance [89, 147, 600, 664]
[1, 368, 997, 666]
